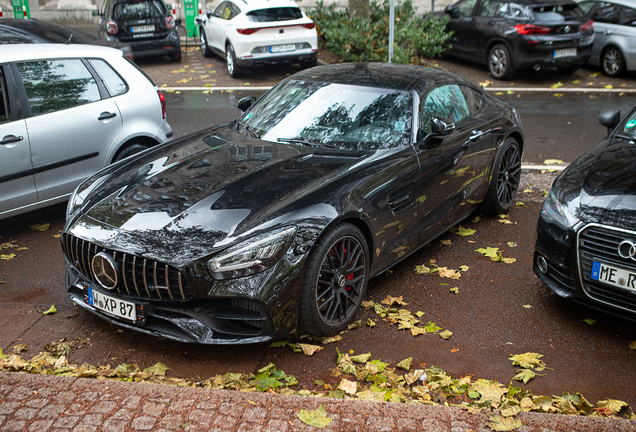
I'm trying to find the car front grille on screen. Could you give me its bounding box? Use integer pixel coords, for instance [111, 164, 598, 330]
[61, 233, 189, 301]
[578, 225, 636, 313]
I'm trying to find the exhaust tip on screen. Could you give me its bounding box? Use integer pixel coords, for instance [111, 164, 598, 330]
[537, 255, 548, 274]
[533, 64, 541, 72]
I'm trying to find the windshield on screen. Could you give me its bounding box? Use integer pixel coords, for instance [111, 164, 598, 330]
[239, 80, 412, 151]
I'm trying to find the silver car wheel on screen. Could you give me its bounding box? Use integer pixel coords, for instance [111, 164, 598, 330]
[603, 47, 623, 76]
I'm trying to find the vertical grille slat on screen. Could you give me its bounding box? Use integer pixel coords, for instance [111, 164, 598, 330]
[60, 234, 189, 301]
[578, 225, 636, 313]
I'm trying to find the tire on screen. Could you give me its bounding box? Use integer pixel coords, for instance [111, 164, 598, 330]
[488, 44, 516, 80]
[480, 138, 521, 215]
[113, 143, 150, 163]
[557, 65, 579, 75]
[171, 50, 182, 63]
[298, 223, 369, 336]
[200, 27, 213, 58]
[300, 57, 318, 70]
[601, 46, 625, 77]
[225, 44, 244, 78]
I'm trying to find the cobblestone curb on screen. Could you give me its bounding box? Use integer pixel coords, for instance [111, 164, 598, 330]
[1, 372, 634, 431]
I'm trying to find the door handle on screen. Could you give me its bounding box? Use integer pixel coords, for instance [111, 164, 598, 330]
[469, 130, 484, 141]
[0, 135, 23, 145]
[98, 112, 117, 121]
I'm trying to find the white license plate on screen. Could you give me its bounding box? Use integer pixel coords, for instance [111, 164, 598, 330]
[131, 25, 155, 33]
[591, 261, 636, 290]
[554, 48, 577, 58]
[88, 287, 137, 322]
[270, 44, 296, 53]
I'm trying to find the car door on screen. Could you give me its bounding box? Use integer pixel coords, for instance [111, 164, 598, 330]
[414, 84, 492, 242]
[445, 0, 480, 57]
[581, 1, 621, 61]
[13, 58, 123, 203]
[472, 0, 507, 59]
[0, 64, 35, 215]
[207, 1, 233, 51]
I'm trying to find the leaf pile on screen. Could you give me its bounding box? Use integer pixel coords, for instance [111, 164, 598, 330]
[361, 297, 449, 338]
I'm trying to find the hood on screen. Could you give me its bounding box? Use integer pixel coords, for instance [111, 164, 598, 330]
[70, 127, 367, 262]
[558, 137, 636, 227]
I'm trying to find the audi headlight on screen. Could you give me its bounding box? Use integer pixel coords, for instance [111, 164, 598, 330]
[207, 226, 297, 280]
[541, 188, 580, 230]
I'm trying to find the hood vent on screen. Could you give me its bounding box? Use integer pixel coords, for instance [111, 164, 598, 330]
[389, 183, 415, 213]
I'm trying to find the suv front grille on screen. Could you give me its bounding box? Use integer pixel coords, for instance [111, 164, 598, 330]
[578, 225, 636, 313]
[61, 233, 189, 301]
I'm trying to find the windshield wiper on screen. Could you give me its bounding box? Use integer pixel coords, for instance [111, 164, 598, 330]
[237, 121, 259, 138]
[276, 137, 335, 148]
[616, 134, 636, 143]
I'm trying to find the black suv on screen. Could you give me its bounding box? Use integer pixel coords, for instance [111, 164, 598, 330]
[93, 0, 181, 62]
[442, 0, 595, 79]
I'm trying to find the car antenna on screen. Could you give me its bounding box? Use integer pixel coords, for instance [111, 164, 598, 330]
[65, 33, 73, 44]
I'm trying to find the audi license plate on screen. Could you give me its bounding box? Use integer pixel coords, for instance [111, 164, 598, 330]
[270, 44, 296, 53]
[591, 261, 636, 290]
[554, 48, 577, 58]
[87, 287, 137, 322]
[131, 25, 155, 33]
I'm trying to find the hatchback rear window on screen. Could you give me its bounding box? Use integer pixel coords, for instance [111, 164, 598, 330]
[532, 4, 582, 22]
[246, 7, 303, 22]
[114, 0, 165, 21]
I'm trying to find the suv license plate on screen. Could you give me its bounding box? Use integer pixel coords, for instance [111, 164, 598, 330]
[591, 261, 636, 290]
[270, 44, 296, 53]
[554, 48, 577, 58]
[131, 25, 155, 33]
[87, 287, 137, 322]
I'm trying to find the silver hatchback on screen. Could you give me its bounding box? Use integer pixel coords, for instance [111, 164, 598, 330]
[0, 44, 173, 220]
[578, 0, 636, 76]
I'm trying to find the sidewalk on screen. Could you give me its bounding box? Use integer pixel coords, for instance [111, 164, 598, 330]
[1, 372, 634, 432]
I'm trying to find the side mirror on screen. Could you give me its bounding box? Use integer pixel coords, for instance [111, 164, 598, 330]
[599, 108, 620, 136]
[444, 5, 454, 14]
[206, 11, 213, 18]
[92, 9, 100, 17]
[237, 96, 256, 113]
[431, 116, 456, 136]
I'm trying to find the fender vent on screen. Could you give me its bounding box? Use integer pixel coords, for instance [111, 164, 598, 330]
[389, 183, 415, 213]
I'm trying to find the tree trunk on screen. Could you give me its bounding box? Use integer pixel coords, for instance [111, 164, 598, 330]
[349, 0, 369, 19]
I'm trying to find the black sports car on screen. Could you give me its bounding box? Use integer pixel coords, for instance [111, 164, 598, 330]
[61, 63, 524, 344]
[534, 105, 636, 318]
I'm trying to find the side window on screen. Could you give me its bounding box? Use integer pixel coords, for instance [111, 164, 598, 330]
[229, 3, 241, 19]
[421, 85, 470, 134]
[220, 3, 233, 19]
[477, 0, 502, 18]
[212, 2, 226, 18]
[16, 59, 101, 116]
[621, 6, 636, 27]
[589, 2, 621, 24]
[101, 0, 109, 16]
[459, 85, 484, 115]
[453, 0, 478, 17]
[89, 59, 127, 96]
[0, 68, 10, 123]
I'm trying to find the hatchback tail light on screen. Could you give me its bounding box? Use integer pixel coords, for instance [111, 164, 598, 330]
[107, 20, 118, 35]
[158, 90, 166, 119]
[302, 23, 315, 29]
[166, 16, 176, 29]
[237, 28, 260, 35]
[515, 24, 551, 35]
[580, 20, 594, 31]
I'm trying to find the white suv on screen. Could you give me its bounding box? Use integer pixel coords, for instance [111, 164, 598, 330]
[0, 44, 173, 220]
[197, 0, 318, 77]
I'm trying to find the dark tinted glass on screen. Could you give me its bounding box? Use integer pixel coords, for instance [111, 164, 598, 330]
[114, 0, 165, 20]
[583, 2, 620, 24]
[17, 59, 101, 115]
[532, 4, 583, 21]
[452, 0, 478, 17]
[459, 85, 484, 115]
[477, 0, 505, 18]
[621, 6, 636, 26]
[0, 69, 9, 123]
[246, 7, 303, 22]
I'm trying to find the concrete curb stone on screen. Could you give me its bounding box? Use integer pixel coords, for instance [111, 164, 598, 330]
[1, 372, 635, 431]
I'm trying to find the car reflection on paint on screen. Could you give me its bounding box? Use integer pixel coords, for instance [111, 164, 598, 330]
[61, 63, 524, 344]
[534, 104, 636, 318]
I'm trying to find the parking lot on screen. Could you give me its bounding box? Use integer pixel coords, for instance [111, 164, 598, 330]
[2, 45, 636, 412]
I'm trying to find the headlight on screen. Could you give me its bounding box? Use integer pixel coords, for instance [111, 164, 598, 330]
[207, 226, 297, 280]
[541, 188, 580, 230]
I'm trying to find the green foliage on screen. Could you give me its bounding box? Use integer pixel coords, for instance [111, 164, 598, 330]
[308, 0, 452, 64]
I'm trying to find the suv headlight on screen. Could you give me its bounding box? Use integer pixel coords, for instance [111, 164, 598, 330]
[207, 226, 297, 280]
[541, 188, 580, 230]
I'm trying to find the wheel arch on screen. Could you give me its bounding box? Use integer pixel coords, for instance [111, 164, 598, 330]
[110, 135, 160, 165]
[486, 38, 513, 64]
[316, 214, 375, 269]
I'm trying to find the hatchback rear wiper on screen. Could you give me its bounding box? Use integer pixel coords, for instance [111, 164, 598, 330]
[276, 137, 335, 148]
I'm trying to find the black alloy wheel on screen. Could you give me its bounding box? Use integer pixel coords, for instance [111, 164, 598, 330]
[481, 138, 521, 214]
[602, 46, 625, 77]
[488, 44, 515, 80]
[299, 223, 369, 335]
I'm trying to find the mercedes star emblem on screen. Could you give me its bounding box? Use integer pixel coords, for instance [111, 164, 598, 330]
[92, 252, 118, 290]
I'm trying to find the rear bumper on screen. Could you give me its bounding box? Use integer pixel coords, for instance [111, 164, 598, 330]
[117, 32, 181, 59]
[236, 49, 317, 67]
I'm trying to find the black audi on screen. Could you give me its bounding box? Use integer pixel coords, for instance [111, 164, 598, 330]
[534, 105, 636, 318]
[61, 63, 524, 344]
